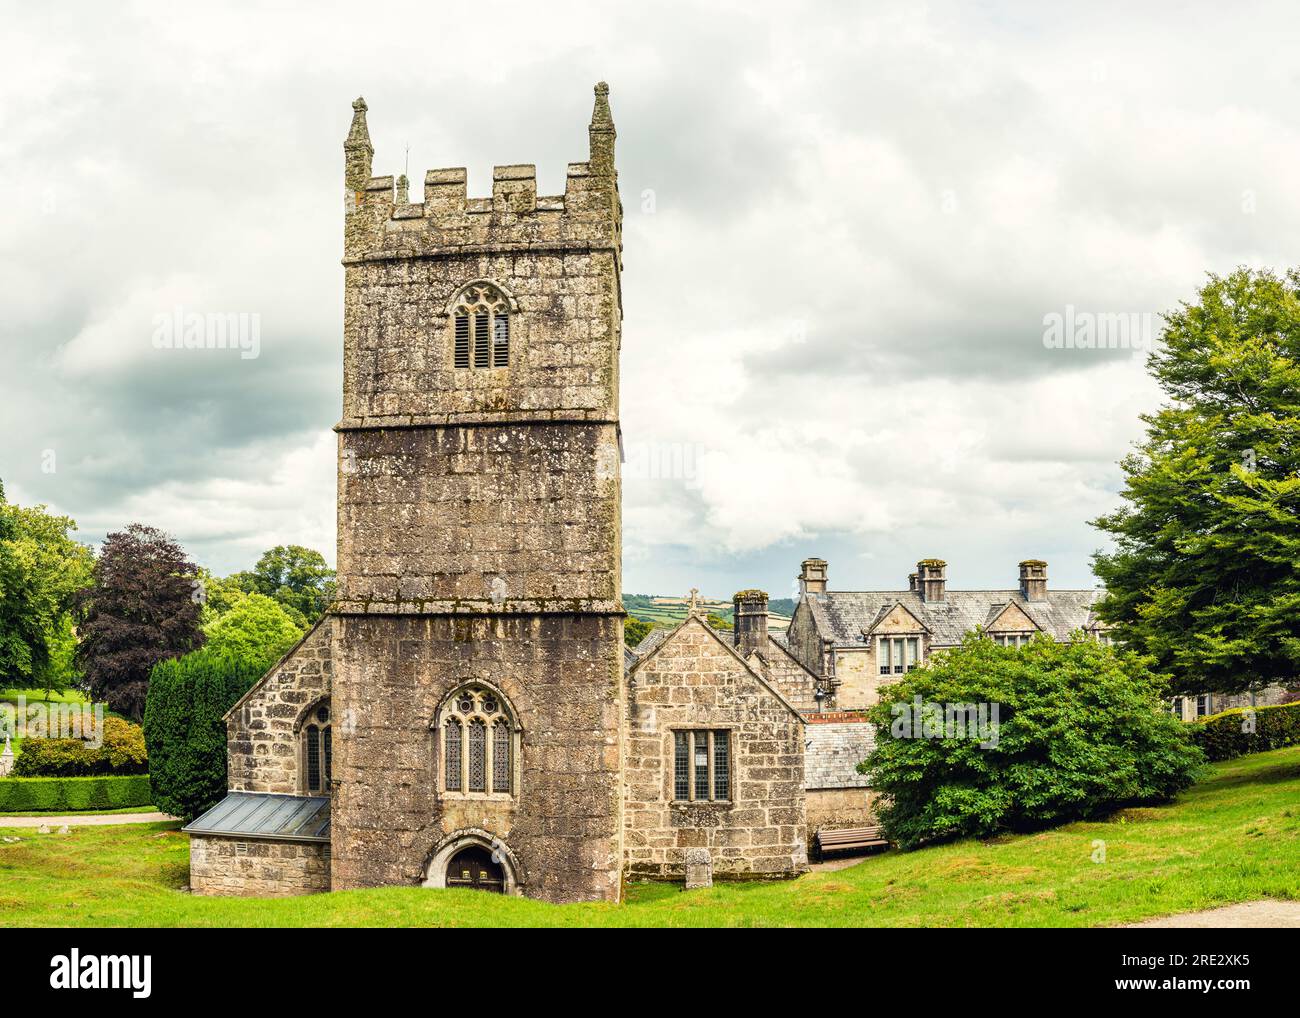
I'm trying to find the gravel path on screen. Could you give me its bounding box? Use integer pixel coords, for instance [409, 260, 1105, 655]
[0, 811, 176, 828]
[1127, 901, 1300, 928]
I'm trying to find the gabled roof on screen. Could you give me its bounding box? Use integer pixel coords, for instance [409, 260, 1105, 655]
[183, 792, 331, 843]
[863, 601, 931, 637]
[807, 588, 1101, 647]
[224, 613, 331, 721]
[627, 615, 805, 725]
[984, 600, 1042, 633]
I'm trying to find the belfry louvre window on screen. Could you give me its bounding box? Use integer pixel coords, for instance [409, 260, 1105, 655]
[673, 730, 730, 802]
[452, 283, 510, 369]
[440, 685, 516, 797]
[879, 636, 920, 675]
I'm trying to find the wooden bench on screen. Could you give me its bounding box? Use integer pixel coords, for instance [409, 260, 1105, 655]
[814, 825, 888, 860]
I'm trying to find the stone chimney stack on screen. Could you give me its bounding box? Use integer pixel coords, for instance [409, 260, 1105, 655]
[733, 590, 769, 659]
[908, 573, 918, 593]
[798, 558, 828, 595]
[1019, 560, 1048, 601]
[917, 559, 946, 602]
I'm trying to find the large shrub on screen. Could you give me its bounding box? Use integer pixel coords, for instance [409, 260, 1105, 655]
[12, 715, 148, 776]
[861, 633, 1203, 849]
[142, 647, 262, 822]
[0, 774, 152, 812]
[1191, 701, 1300, 761]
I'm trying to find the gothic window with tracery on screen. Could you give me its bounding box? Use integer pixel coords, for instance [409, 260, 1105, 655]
[453, 283, 510, 370]
[302, 701, 332, 795]
[438, 684, 516, 797]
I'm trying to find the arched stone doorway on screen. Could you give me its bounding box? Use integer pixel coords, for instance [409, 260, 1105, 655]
[422, 828, 523, 895]
[445, 845, 505, 893]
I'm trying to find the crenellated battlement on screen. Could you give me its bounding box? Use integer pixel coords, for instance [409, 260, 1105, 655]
[343, 84, 620, 264]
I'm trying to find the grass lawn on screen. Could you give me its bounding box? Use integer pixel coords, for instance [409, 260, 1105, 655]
[1, 748, 1297, 927]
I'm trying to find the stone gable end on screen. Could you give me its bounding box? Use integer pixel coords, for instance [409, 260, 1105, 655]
[624, 620, 807, 880]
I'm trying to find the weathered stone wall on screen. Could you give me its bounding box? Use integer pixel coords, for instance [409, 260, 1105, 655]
[226, 619, 333, 794]
[807, 788, 878, 831]
[189, 835, 330, 897]
[785, 599, 830, 691]
[755, 638, 820, 712]
[330, 613, 624, 903]
[335, 422, 620, 612]
[833, 647, 879, 709]
[623, 618, 807, 881]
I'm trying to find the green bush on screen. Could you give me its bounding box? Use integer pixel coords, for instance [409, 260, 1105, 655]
[860, 632, 1203, 849]
[0, 774, 152, 812]
[1191, 701, 1300, 761]
[143, 647, 262, 822]
[12, 715, 148, 776]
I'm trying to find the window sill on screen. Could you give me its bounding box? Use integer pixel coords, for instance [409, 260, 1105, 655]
[441, 792, 515, 802]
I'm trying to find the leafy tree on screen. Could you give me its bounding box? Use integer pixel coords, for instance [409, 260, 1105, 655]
[625, 616, 655, 647]
[0, 488, 93, 691]
[74, 524, 204, 721]
[706, 612, 733, 632]
[860, 633, 1202, 849]
[1093, 267, 1300, 696]
[203, 592, 304, 674]
[234, 545, 335, 624]
[143, 647, 261, 821]
[193, 568, 250, 627]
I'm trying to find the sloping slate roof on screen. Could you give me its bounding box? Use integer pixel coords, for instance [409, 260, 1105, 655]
[805, 722, 875, 790]
[810, 589, 1102, 647]
[623, 645, 638, 674]
[183, 792, 331, 843]
[632, 626, 671, 658]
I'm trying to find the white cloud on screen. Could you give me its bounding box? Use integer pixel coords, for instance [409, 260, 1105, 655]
[2, 0, 1297, 592]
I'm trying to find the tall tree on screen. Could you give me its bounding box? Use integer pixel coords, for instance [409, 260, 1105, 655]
[74, 524, 204, 720]
[0, 484, 93, 691]
[233, 545, 335, 624]
[1093, 267, 1300, 696]
[203, 592, 304, 674]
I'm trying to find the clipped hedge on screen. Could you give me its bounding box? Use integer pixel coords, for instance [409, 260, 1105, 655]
[1191, 701, 1300, 762]
[0, 774, 153, 813]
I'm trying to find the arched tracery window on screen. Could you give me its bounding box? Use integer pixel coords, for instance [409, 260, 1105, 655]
[453, 283, 510, 370]
[301, 701, 332, 795]
[438, 685, 517, 797]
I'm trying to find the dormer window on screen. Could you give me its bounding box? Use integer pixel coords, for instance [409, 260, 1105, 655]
[453, 283, 510, 369]
[992, 633, 1034, 648]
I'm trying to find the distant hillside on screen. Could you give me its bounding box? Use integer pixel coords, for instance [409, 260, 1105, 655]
[622, 594, 791, 631]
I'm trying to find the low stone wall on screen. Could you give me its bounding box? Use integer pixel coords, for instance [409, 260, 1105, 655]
[807, 788, 877, 832]
[189, 835, 330, 897]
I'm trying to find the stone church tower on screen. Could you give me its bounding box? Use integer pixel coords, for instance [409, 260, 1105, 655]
[331, 84, 625, 902]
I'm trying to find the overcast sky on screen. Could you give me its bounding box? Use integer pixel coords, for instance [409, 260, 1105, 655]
[3, 1, 1298, 600]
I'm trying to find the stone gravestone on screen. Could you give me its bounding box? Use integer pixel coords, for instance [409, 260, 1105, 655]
[684, 848, 713, 890]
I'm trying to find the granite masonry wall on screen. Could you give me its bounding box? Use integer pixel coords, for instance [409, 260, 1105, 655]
[623, 618, 807, 880]
[189, 835, 330, 897]
[226, 619, 334, 794]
